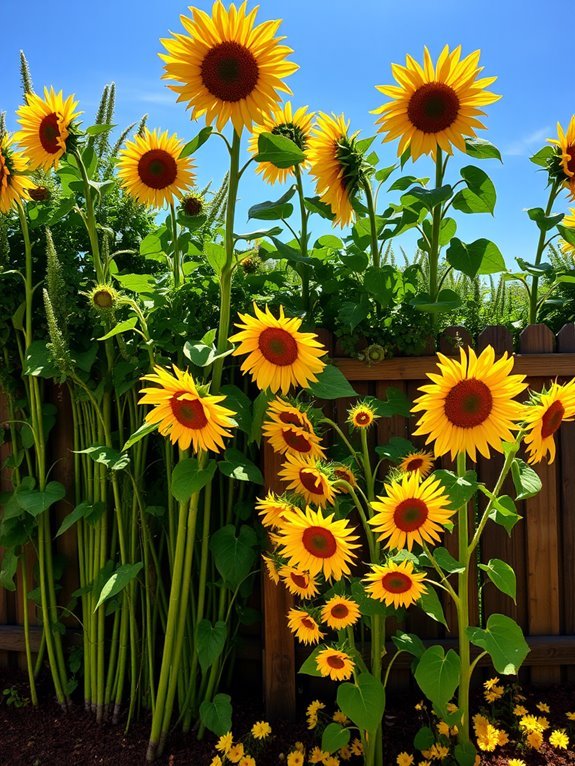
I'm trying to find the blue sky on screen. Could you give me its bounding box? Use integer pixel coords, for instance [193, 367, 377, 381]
[2, 0, 573, 265]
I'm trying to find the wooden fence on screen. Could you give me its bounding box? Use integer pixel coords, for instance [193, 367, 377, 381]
[2, 323, 575, 720]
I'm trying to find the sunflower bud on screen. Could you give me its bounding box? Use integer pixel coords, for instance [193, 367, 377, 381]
[88, 283, 119, 312]
[240, 254, 260, 273]
[181, 194, 204, 217]
[360, 343, 386, 365]
[29, 185, 51, 202]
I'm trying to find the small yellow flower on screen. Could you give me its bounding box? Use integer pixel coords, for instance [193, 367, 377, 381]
[350, 738, 363, 756]
[526, 731, 543, 750]
[536, 701, 550, 713]
[307, 699, 326, 717]
[210, 756, 223, 766]
[251, 720, 271, 739]
[324, 758, 340, 766]
[537, 716, 550, 731]
[287, 751, 304, 766]
[333, 710, 349, 725]
[484, 685, 504, 703]
[309, 747, 329, 764]
[240, 757, 256, 766]
[339, 744, 352, 761]
[397, 753, 414, 766]
[507, 760, 526, 766]
[419, 762, 432, 766]
[513, 705, 528, 716]
[216, 732, 233, 754]
[549, 729, 569, 748]
[446, 702, 458, 714]
[437, 721, 450, 737]
[566, 711, 575, 721]
[519, 714, 543, 733]
[484, 677, 500, 691]
[227, 743, 245, 763]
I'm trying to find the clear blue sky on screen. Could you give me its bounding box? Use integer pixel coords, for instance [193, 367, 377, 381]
[2, 0, 573, 265]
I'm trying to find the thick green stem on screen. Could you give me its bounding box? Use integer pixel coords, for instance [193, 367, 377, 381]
[20, 557, 38, 706]
[170, 203, 182, 289]
[456, 451, 471, 743]
[529, 178, 561, 323]
[73, 149, 103, 281]
[429, 147, 444, 302]
[294, 166, 311, 313]
[360, 428, 375, 502]
[363, 180, 380, 269]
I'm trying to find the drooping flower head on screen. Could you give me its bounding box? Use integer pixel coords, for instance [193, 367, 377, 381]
[369, 472, 454, 551]
[139, 365, 236, 452]
[279, 566, 319, 598]
[15, 87, 80, 170]
[0, 135, 36, 214]
[320, 596, 361, 630]
[398, 450, 435, 479]
[522, 381, 575, 464]
[363, 559, 427, 608]
[548, 116, 575, 199]
[307, 112, 368, 227]
[263, 397, 324, 459]
[160, 1, 298, 135]
[287, 608, 324, 645]
[412, 346, 527, 461]
[249, 102, 314, 184]
[316, 647, 354, 681]
[117, 128, 195, 208]
[279, 454, 337, 508]
[373, 45, 500, 161]
[229, 304, 326, 394]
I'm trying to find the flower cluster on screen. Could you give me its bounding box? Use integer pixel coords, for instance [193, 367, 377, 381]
[210, 722, 272, 766]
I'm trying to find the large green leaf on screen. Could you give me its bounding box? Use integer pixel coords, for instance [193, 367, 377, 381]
[478, 558, 517, 602]
[464, 137, 502, 162]
[95, 562, 143, 610]
[23, 340, 59, 378]
[410, 289, 462, 313]
[467, 614, 529, 674]
[199, 693, 232, 736]
[248, 187, 295, 220]
[488, 495, 522, 535]
[307, 365, 357, 399]
[210, 524, 258, 588]
[171, 458, 217, 503]
[446, 238, 505, 278]
[526, 207, 564, 232]
[255, 132, 305, 168]
[179, 126, 213, 157]
[511, 458, 542, 500]
[451, 166, 496, 215]
[373, 388, 411, 417]
[218, 448, 263, 484]
[402, 184, 453, 212]
[322, 723, 350, 754]
[16, 481, 66, 517]
[434, 469, 478, 509]
[299, 645, 323, 677]
[75, 445, 130, 471]
[418, 584, 448, 627]
[196, 620, 227, 673]
[392, 632, 426, 659]
[337, 672, 386, 733]
[414, 646, 460, 716]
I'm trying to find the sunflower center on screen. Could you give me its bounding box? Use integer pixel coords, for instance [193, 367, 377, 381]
[381, 571, 412, 594]
[282, 428, 312, 453]
[290, 572, 309, 589]
[171, 394, 208, 430]
[354, 411, 372, 426]
[326, 654, 345, 669]
[201, 41, 259, 103]
[279, 410, 309, 430]
[567, 145, 575, 176]
[258, 327, 299, 365]
[444, 378, 493, 428]
[541, 399, 565, 438]
[301, 616, 316, 630]
[394, 498, 429, 532]
[299, 469, 326, 496]
[138, 149, 178, 190]
[407, 83, 460, 134]
[302, 525, 337, 558]
[330, 603, 349, 619]
[39, 113, 62, 154]
[405, 458, 423, 472]
[182, 195, 203, 216]
[272, 122, 307, 151]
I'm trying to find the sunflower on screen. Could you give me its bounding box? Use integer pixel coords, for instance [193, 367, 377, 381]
[548, 116, 575, 199]
[180, 192, 205, 217]
[412, 346, 527, 461]
[369, 472, 454, 551]
[287, 608, 325, 645]
[262, 553, 280, 584]
[320, 596, 361, 630]
[255, 491, 297, 528]
[276, 506, 359, 580]
[263, 401, 324, 459]
[560, 209, 575, 255]
[251, 721, 272, 740]
[398, 450, 435, 479]
[522, 381, 575, 464]
[316, 648, 354, 681]
[347, 400, 378, 429]
[87, 283, 120, 313]
[332, 464, 357, 491]
[0, 135, 36, 214]
[279, 454, 337, 508]
[266, 397, 315, 432]
[15, 86, 80, 170]
[279, 566, 319, 598]
[307, 112, 367, 227]
[363, 559, 427, 608]
[160, 1, 298, 135]
[248, 102, 314, 184]
[229, 304, 326, 394]
[117, 128, 195, 208]
[139, 365, 236, 452]
[373, 45, 500, 161]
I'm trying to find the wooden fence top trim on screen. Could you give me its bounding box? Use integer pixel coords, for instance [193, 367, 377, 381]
[334, 353, 575, 382]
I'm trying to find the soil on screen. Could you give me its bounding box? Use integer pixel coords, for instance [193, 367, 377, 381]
[1, 670, 574, 766]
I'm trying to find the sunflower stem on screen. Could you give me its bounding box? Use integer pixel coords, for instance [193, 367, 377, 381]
[528, 177, 561, 323]
[170, 202, 181, 289]
[429, 147, 444, 303]
[360, 428, 376, 502]
[294, 165, 311, 316]
[73, 148, 104, 282]
[455, 450, 471, 745]
[363, 180, 380, 270]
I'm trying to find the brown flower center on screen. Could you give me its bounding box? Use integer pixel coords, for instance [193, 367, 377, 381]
[290, 572, 309, 589]
[29, 186, 51, 202]
[258, 327, 298, 366]
[540, 399, 565, 439]
[354, 410, 372, 426]
[182, 195, 203, 216]
[393, 497, 429, 532]
[138, 149, 178, 189]
[39, 113, 62, 154]
[407, 82, 460, 134]
[93, 289, 114, 308]
[279, 409, 309, 430]
[201, 41, 259, 103]
[566, 145, 575, 176]
[381, 571, 412, 594]
[326, 653, 346, 669]
[444, 378, 493, 428]
[299, 469, 326, 496]
[301, 616, 316, 630]
[330, 603, 350, 619]
[282, 428, 313, 453]
[170, 393, 208, 430]
[405, 457, 423, 472]
[302, 525, 337, 558]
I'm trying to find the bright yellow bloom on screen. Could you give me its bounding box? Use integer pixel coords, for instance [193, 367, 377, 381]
[263, 399, 324, 459]
[347, 401, 379, 429]
[484, 676, 500, 690]
[526, 731, 543, 750]
[507, 760, 526, 766]
[536, 701, 550, 713]
[316, 648, 354, 681]
[548, 115, 575, 199]
[15, 86, 80, 170]
[256, 492, 297, 529]
[522, 381, 575, 464]
[227, 742, 244, 763]
[364, 559, 426, 608]
[239, 757, 255, 766]
[560, 209, 575, 255]
[321, 596, 361, 630]
[369, 472, 454, 551]
[117, 128, 195, 208]
[373, 45, 500, 161]
[216, 731, 233, 754]
[398, 451, 435, 479]
[437, 721, 450, 737]
[513, 705, 528, 716]
[333, 710, 349, 725]
[139, 365, 236, 452]
[308, 746, 329, 764]
[251, 720, 271, 739]
[0, 134, 36, 214]
[279, 566, 319, 598]
[160, 1, 298, 135]
[350, 739, 363, 756]
[472, 714, 501, 752]
[549, 729, 569, 748]
[287, 608, 324, 645]
[397, 754, 414, 766]
[279, 455, 337, 508]
[519, 714, 544, 733]
[307, 699, 325, 717]
[484, 684, 504, 703]
[566, 711, 575, 721]
[230, 304, 326, 394]
[210, 757, 223, 766]
[412, 346, 527, 461]
[287, 751, 304, 766]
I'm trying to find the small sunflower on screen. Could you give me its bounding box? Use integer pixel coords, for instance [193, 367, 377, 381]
[316, 648, 354, 681]
[180, 192, 205, 217]
[117, 128, 195, 208]
[216, 731, 233, 754]
[398, 450, 435, 479]
[279, 566, 319, 599]
[279, 454, 337, 508]
[320, 596, 361, 630]
[307, 112, 367, 227]
[363, 559, 427, 608]
[255, 491, 297, 529]
[548, 115, 575, 199]
[266, 397, 315, 432]
[332, 464, 357, 491]
[287, 608, 325, 645]
[560, 209, 575, 255]
[160, 1, 298, 135]
[139, 365, 236, 453]
[229, 304, 326, 394]
[251, 721, 271, 740]
[248, 102, 314, 184]
[87, 283, 120, 313]
[0, 135, 36, 214]
[412, 346, 527, 461]
[347, 400, 379, 429]
[15, 86, 80, 170]
[522, 381, 575, 464]
[276, 505, 359, 580]
[262, 553, 280, 584]
[263, 400, 324, 459]
[369, 472, 454, 551]
[373, 45, 500, 161]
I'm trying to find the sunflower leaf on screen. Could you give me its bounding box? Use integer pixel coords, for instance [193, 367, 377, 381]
[479, 558, 517, 602]
[199, 693, 232, 737]
[171, 458, 217, 502]
[418, 584, 448, 627]
[410, 289, 462, 313]
[179, 126, 213, 158]
[446, 238, 506, 278]
[307, 365, 357, 400]
[433, 469, 478, 509]
[337, 672, 386, 734]
[464, 137, 502, 162]
[488, 495, 522, 535]
[248, 187, 296, 220]
[322, 723, 350, 754]
[511, 458, 542, 500]
[414, 646, 460, 718]
[466, 614, 529, 674]
[255, 132, 305, 168]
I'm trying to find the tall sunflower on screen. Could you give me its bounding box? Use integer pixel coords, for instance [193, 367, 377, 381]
[15, 87, 80, 170]
[398, 450, 435, 479]
[0, 135, 36, 214]
[117, 128, 195, 208]
[160, 1, 298, 135]
[364, 560, 427, 609]
[412, 346, 527, 461]
[263, 400, 324, 459]
[249, 102, 314, 184]
[276, 506, 359, 580]
[369, 472, 454, 551]
[307, 112, 367, 227]
[373, 45, 500, 161]
[229, 304, 326, 394]
[560, 209, 575, 255]
[548, 116, 575, 199]
[316, 648, 354, 681]
[279, 454, 337, 508]
[139, 365, 236, 453]
[522, 381, 575, 464]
